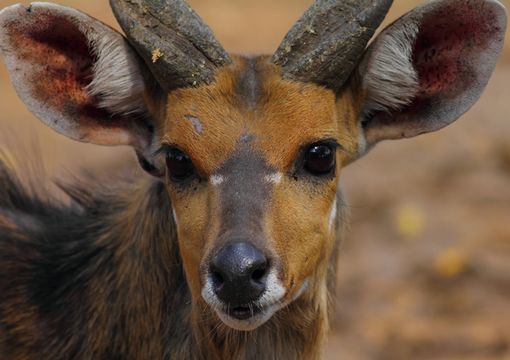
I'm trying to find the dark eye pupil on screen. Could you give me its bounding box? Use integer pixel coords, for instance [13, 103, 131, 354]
[166, 148, 194, 180]
[304, 145, 335, 175]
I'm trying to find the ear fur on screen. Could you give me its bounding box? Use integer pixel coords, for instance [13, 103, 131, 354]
[355, 0, 507, 150]
[0, 2, 156, 153]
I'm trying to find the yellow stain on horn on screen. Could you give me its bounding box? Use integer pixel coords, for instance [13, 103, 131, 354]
[151, 48, 163, 63]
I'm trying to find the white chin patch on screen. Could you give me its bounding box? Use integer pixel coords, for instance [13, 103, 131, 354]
[201, 271, 310, 331]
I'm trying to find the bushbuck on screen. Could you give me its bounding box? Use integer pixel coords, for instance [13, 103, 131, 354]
[0, 0, 506, 358]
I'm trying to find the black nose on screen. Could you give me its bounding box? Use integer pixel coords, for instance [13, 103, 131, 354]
[210, 242, 269, 305]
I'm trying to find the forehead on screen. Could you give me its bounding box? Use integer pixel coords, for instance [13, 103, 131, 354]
[163, 56, 338, 174]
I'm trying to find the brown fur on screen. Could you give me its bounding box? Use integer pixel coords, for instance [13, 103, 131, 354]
[0, 56, 356, 359]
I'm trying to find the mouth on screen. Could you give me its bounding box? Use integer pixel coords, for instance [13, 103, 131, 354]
[213, 302, 278, 331]
[228, 305, 263, 320]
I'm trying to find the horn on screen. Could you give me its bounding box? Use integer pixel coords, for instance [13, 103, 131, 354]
[272, 0, 393, 92]
[110, 0, 231, 91]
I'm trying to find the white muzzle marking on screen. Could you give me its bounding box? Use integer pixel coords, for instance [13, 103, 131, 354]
[201, 270, 310, 331]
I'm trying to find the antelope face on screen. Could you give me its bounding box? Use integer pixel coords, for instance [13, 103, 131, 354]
[0, 0, 505, 333]
[159, 57, 355, 330]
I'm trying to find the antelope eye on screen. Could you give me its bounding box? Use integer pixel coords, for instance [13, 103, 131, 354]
[304, 144, 336, 176]
[165, 147, 195, 181]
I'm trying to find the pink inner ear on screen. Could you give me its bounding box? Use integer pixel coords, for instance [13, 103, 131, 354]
[2, 10, 135, 145]
[413, 0, 503, 98]
[12, 13, 96, 115]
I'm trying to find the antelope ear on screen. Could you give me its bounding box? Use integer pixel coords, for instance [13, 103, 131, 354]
[355, 0, 507, 150]
[0, 3, 160, 171]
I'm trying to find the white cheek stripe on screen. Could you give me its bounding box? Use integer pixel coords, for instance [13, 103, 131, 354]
[172, 207, 179, 228]
[292, 278, 310, 301]
[264, 172, 282, 184]
[328, 199, 337, 232]
[210, 174, 225, 186]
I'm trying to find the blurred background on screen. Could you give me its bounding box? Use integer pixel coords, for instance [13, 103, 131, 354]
[0, 0, 509, 359]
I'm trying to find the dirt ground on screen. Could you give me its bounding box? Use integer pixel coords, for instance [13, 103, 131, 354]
[0, 1, 509, 359]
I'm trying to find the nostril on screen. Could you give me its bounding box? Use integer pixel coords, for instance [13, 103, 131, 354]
[251, 266, 267, 283]
[211, 270, 224, 289]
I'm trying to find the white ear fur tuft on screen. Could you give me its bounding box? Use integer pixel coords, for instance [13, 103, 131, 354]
[360, 20, 420, 117]
[355, 0, 507, 146]
[87, 32, 146, 116]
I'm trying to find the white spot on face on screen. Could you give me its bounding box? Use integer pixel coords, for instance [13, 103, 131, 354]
[264, 172, 282, 184]
[328, 199, 337, 232]
[210, 175, 225, 186]
[185, 115, 204, 134]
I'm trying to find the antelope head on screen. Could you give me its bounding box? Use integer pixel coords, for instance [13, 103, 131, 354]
[0, 0, 506, 332]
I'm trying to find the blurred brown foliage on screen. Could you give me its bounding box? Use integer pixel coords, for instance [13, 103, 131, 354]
[0, 1, 509, 359]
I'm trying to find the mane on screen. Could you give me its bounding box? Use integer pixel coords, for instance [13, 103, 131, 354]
[0, 148, 132, 250]
[0, 150, 186, 359]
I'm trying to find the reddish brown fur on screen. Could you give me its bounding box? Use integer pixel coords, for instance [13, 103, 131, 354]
[162, 55, 356, 307]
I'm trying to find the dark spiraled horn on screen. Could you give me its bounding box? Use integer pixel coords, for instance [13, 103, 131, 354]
[272, 0, 393, 92]
[110, 0, 231, 91]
